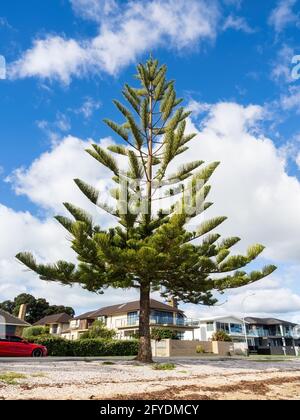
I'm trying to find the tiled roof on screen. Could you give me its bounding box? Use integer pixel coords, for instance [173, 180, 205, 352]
[34, 313, 73, 326]
[75, 299, 183, 320]
[73, 310, 98, 321]
[0, 309, 30, 326]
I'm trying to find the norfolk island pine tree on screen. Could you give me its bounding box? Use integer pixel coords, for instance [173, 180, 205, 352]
[16, 57, 276, 363]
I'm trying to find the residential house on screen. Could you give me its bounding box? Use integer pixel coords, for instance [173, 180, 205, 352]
[61, 311, 97, 340]
[0, 308, 30, 336]
[195, 314, 300, 355]
[245, 317, 299, 355]
[34, 313, 73, 336]
[61, 299, 199, 340]
[197, 315, 246, 342]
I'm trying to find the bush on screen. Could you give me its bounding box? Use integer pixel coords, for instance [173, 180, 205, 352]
[26, 335, 74, 356]
[196, 345, 206, 354]
[80, 320, 116, 340]
[152, 363, 176, 371]
[27, 335, 139, 357]
[151, 328, 179, 341]
[211, 330, 232, 342]
[22, 326, 49, 339]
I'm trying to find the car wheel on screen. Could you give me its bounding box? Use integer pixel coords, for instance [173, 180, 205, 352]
[32, 349, 43, 358]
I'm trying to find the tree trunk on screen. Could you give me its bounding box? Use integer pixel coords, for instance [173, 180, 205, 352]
[137, 283, 153, 363]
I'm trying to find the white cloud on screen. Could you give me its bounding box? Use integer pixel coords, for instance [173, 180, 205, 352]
[70, 0, 118, 21]
[75, 97, 101, 119]
[6, 136, 116, 218]
[176, 102, 300, 263]
[268, 0, 299, 33]
[10, 0, 220, 83]
[280, 85, 300, 114]
[271, 44, 295, 84]
[10, 36, 88, 84]
[223, 15, 255, 33]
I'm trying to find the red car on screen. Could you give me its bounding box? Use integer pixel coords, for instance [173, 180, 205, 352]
[0, 335, 47, 357]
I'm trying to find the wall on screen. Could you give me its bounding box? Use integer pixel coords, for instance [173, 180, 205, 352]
[151, 339, 213, 357]
[212, 341, 234, 356]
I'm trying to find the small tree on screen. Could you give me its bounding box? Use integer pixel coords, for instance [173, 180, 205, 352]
[211, 330, 232, 342]
[16, 57, 276, 363]
[80, 320, 116, 340]
[22, 326, 50, 339]
[151, 328, 178, 341]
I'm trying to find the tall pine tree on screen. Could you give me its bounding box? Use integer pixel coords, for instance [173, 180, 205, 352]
[17, 57, 276, 362]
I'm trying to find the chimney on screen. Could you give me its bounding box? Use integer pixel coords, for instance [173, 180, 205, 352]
[167, 297, 178, 309]
[18, 304, 27, 321]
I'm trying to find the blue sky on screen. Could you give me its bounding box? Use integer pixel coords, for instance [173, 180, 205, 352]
[0, 0, 300, 319]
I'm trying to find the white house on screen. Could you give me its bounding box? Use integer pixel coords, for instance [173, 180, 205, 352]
[191, 315, 246, 342]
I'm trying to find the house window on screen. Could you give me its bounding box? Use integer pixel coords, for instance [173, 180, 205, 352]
[230, 323, 243, 334]
[216, 322, 230, 333]
[151, 310, 174, 324]
[207, 322, 214, 331]
[97, 316, 107, 325]
[51, 324, 58, 334]
[127, 312, 138, 326]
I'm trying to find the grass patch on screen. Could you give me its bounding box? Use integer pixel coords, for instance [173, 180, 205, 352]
[0, 372, 27, 385]
[31, 373, 47, 378]
[102, 361, 115, 365]
[152, 363, 176, 371]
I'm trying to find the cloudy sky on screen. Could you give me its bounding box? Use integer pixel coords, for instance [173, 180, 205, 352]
[0, 0, 300, 321]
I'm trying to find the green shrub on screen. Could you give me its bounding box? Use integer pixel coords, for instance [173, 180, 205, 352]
[80, 320, 116, 340]
[27, 336, 139, 357]
[151, 328, 179, 341]
[196, 345, 205, 354]
[152, 363, 176, 371]
[22, 326, 49, 338]
[27, 335, 74, 356]
[211, 330, 232, 342]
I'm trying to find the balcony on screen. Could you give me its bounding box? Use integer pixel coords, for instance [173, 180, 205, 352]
[247, 329, 288, 338]
[115, 316, 199, 329]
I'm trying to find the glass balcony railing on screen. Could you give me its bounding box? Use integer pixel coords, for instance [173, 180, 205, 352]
[246, 329, 288, 337]
[115, 317, 199, 328]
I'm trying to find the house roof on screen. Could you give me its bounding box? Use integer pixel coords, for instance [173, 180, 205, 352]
[198, 315, 245, 323]
[0, 309, 30, 327]
[34, 313, 73, 326]
[245, 317, 296, 327]
[75, 299, 183, 320]
[73, 310, 98, 321]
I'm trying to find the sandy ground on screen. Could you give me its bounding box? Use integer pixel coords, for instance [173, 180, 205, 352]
[0, 358, 300, 400]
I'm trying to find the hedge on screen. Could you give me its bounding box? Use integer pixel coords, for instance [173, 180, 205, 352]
[26, 336, 139, 357]
[22, 326, 49, 339]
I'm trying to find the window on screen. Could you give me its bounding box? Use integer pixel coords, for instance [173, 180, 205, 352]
[216, 322, 229, 333]
[207, 322, 214, 331]
[97, 316, 107, 325]
[151, 310, 174, 324]
[127, 312, 138, 326]
[70, 320, 80, 329]
[230, 323, 243, 334]
[51, 324, 58, 334]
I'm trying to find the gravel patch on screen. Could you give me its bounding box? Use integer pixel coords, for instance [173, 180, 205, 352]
[0, 358, 299, 400]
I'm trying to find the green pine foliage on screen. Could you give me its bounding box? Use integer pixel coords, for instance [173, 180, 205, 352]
[16, 57, 276, 362]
